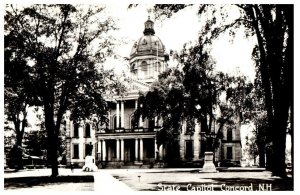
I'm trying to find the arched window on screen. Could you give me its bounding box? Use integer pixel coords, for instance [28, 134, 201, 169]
[157, 62, 162, 72]
[140, 61, 148, 78]
[85, 123, 91, 138]
[113, 115, 121, 129]
[73, 123, 79, 138]
[227, 129, 232, 141]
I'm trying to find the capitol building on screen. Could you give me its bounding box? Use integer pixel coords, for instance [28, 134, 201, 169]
[65, 17, 242, 168]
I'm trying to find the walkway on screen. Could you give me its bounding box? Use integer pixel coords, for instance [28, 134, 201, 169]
[93, 171, 133, 191]
[4, 168, 133, 191]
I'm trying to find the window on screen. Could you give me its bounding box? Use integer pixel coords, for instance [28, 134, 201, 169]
[63, 120, 67, 131]
[130, 115, 138, 129]
[73, 123, 79, 137]
[73, 144, 79, 159]
[227, 146, 233, 160]
[141, 61, 147, 71]
[131, 64, 137, 74]
[158, 62, 162, 72]
[227, 129, 232, 141]
[142, 39, 147, 45]
[85, 124, 91, 138]
[148, 119, 155, 131]
[185, 141, 194, 159]
[85, 144, 92, 157]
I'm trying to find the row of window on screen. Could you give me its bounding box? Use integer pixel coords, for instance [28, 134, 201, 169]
[71, 121, 233, 141]
[72, 143, 93, 159]
[73, 123, 91, 138]
[73, 141, 234, 160]
[185, 141, 233, 160]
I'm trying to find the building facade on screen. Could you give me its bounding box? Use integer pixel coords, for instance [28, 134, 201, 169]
[65, 17, 242, 168]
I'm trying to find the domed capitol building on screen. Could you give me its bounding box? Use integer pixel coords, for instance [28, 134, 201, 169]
[65, 17, 242, 168]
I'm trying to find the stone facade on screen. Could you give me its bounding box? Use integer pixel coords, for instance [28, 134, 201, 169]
[66, 17, 242, 168]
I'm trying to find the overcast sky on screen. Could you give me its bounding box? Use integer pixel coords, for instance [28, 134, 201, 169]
[103, 4, 257, 81]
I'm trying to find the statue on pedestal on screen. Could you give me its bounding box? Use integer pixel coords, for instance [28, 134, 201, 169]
[82, 143, 98, 172]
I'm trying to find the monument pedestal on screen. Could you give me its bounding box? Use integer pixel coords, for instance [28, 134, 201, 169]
[82, 156, 98, 172]
[200, 151, 218, 173]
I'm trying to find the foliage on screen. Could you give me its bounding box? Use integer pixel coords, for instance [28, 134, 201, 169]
[134, 46, 252, 155]
[150, 3, 292, 177]
[5, 4, 117, 176]
[23, 130, 47, 157]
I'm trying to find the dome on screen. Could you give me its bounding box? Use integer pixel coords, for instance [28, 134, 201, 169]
[130, 17, 165, 58]
[130, 35, 165, 58]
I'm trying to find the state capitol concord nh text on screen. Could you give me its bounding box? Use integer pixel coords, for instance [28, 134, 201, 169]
[157, 183, 272, 191]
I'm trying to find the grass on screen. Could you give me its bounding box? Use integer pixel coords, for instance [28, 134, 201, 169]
[4, 175, 94, 189]
[112, 170, 293, 191]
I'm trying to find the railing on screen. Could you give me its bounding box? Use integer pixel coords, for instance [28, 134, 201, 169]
[98, 127, 161, 134]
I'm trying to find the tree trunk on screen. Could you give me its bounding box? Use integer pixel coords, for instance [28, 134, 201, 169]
[270, 99, 289, 177]
[15, 133, 24, 170]
[44, 104, 59, 177]
[13, 117, 25, 170]
[258, 146, 265, 167]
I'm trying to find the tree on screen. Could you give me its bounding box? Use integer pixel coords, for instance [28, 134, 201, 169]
[151, 3, 293, 177]
[23, 130, 47, 157]
[5, 5, 116, 177]
[134, 44, 251, 163]
[245, 135, 259, 165]
[4, 28, 38, 169]
[243, 74, 268, 168]
[240, 5, 293, 177]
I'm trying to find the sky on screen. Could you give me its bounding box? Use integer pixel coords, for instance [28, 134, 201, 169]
[102, 4, 257, 81]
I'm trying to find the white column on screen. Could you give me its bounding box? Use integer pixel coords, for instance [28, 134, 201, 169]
[135, 138, 139, 161]
[97, 141, 102, 161]
[154, 138, 158, 160]
[116, 101, 120, 129]
[135, 100, 138, 109]
[116, 139, 120, 161]
[159, 145, 163, 161]
[139, 117, 143, 128]
[120, 139, 124, 161]
[97, 141, 101, 153]
[121, 101, 125, 128]
[102, 140, 106, 161]
[139, 138, 143, 161]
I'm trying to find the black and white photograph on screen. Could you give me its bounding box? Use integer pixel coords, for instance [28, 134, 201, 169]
[3, 2, 295, 192]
